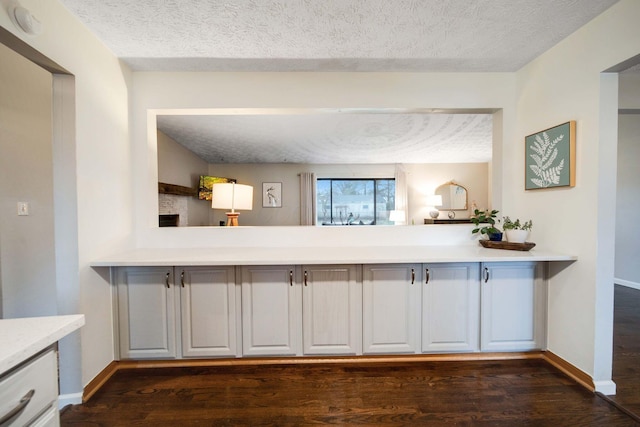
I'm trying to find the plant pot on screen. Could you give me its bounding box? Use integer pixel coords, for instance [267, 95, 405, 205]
[488, 232, 503, 241]
[505, 229, 529, 243]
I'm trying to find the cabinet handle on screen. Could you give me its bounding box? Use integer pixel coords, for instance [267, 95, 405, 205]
[180, 270, 185, 288]
[484, 267, 490, 283]
[304, 270, 308, 286]
[165, 271, 170, 288]
[0, 389, 35, 424]
[289, 270, 293, 286]
[425, 268, 430, 284]
[411, 268, 415, 284]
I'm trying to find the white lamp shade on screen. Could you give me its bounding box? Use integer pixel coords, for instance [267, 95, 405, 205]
[211, 183, 253, 211]
[426, 194, 443, 207]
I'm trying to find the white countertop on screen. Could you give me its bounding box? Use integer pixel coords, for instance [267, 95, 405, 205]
[0, 315, 85, 374]
[91, 245, 576, 267]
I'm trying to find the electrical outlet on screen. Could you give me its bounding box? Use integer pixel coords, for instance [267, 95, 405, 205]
[17, 202, 29, 216]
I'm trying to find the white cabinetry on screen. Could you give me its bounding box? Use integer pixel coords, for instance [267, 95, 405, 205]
[0, 349, 58, 427]
[178, 266, 238, 358]
[116, 266, 239, 359]
[116, 267, 177, 359]
[241, 266, 301, 356]
[303, 265, 362, 355]
[480, 262, 546, 351]
[422, 263, 480, 352]
[363, 264, 420, 354]
[113, 261, 548, 360]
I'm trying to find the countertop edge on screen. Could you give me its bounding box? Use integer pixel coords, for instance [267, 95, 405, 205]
[0, 314, 85, 374]
[90, 246, 577, 267]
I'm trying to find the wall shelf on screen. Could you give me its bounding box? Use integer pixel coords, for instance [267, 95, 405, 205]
[424, 218, 472, 224]
[158, 182, 197, 197]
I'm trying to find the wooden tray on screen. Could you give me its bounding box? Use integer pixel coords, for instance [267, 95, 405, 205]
[479, 240, 536, 251]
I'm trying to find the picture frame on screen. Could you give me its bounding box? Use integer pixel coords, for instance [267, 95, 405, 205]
[198, 176, 235, 201]
[262, 182, 282, 208]
[525, 121, 576, 190]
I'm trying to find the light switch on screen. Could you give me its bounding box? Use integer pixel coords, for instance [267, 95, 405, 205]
[17, 202, 29, 216]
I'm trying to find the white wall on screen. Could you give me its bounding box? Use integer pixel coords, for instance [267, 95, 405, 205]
[513, 0, 640, 393]
[0, 43, 56, 317]
[615, 113, 640, 288]
[0, 0, 133, 400]
[405, 163, 489, 223]
[157, 130, 209, 226]
[618, 73, 640, 109]
[616, 73, 640, 289]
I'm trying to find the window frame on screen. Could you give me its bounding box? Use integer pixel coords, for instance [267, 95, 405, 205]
[317, 178, 395, 226]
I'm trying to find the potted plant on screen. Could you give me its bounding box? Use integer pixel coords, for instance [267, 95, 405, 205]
[471, 209, 502, 241]
[502, 216, 533, 243]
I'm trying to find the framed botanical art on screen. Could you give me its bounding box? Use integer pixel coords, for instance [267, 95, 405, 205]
[262, 182, 282, 208]
[525, 121, 576, 190]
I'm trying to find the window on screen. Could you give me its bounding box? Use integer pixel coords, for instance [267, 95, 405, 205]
[317, 179, 395, 225]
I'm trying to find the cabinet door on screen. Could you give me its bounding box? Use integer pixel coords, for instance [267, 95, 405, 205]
[481, 262, 546, 351]
[241, 266, 301, 356]
[116, 267, 176, 359]
[422, 263, 480, 352]
[303, 265, 361, 355]
[363, 264, 420, 354]
[179, 266, 238, 358]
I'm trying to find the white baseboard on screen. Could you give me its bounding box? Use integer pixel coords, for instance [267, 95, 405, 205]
[594, 380, 617, 395]
[614, 278, 640, 291]
[58, 392, 83, 409]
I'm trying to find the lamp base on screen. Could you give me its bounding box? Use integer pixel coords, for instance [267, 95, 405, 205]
[429, 210, 439, 219]
[225, 212, 240, 226]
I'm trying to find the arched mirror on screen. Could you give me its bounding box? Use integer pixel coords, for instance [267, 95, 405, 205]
[435, 181, 468, 210]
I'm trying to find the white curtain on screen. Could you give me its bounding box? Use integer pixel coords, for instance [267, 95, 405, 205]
[299, 172, 317, 225]
[394, 164, 409, 224]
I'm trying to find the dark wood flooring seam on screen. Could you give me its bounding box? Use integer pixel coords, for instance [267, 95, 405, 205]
[596, 392, 640, 424]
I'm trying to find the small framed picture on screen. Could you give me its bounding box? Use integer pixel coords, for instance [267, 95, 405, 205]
[525, 121, 576, 190]
[262, 182, 282, 208]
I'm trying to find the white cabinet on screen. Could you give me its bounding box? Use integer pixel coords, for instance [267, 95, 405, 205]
[116, 267, 177, 359]
[113, 261, 548, 360]
[241, 266, 302, 356]
[480, 262, 546, 351]
[116, 266, 239, 359]
[0, 349, 58, 427]
[363, 264, 420, 354]
[303, 265, 362, 355]
[178, 266, 238, 358]
[422, 263, 480, 352]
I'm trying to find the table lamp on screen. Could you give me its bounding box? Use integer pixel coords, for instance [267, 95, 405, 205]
[211, 182, 253, 226]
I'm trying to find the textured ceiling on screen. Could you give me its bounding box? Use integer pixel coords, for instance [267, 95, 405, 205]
[57, 0, 619, 72]
[55, 0, 620, 164]
[157, 112, 493, 164]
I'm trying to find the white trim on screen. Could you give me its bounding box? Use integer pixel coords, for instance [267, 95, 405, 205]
[594, 380, 617, 396]
[614, 278, 640, 291]
[58, 392, 83, 408]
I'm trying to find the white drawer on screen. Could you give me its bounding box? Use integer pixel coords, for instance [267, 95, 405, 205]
[0, 349, 58, 427]
[30, 405, 59, 427]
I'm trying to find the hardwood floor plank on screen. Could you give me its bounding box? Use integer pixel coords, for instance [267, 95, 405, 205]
[610, 285, 640, 417]
[62, 359, 636, 426]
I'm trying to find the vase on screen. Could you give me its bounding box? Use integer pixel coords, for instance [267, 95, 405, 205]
[505, 229, 528, 243]
[488, 232, 503, 241]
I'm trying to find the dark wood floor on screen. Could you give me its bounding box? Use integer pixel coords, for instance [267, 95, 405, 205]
[610, 285, 640, 416]
[61, 285, 640, 426]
